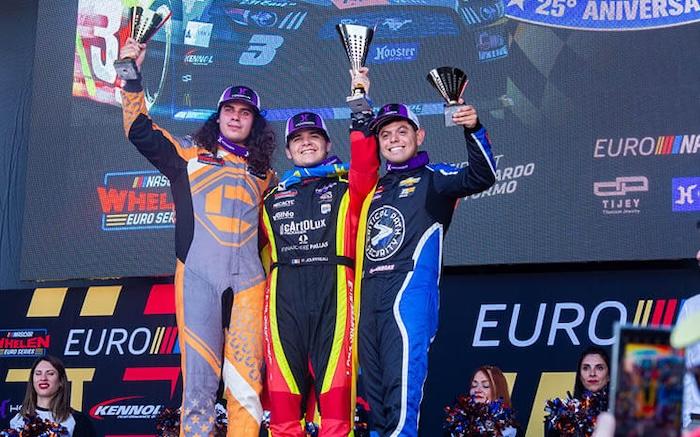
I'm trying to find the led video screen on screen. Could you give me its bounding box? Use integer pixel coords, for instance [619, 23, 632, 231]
[21, 0, 700, 280]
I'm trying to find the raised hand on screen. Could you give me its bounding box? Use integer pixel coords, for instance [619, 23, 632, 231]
[119, 37, 147, 73]
[452, 99, 478, 129]
[350, 66, 370, 95]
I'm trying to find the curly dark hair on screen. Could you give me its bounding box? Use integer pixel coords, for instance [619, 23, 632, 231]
[191, 111, 276, 176]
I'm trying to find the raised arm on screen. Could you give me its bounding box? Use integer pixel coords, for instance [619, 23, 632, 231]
[347, 68, 379, 260]
[120, 38, 196, 180]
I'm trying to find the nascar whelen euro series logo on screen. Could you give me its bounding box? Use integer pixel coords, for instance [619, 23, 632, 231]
[0, 329, 50, 358]
[97, 170, 175, 231]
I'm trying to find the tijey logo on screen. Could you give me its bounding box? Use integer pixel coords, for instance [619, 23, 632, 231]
[593, 176, 648, 215]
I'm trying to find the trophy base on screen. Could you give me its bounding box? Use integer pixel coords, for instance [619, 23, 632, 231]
[444, 104, 465, 127]
[114, 58, 139, 81]
[346, 94, 372, 114]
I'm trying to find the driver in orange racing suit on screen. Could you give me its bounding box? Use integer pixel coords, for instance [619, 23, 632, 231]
[120, 38, 276, 437]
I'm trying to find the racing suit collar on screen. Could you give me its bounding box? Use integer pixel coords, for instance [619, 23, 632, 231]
[278, 156, 348, 190]
[386, 151, 429, 172]
[318, 155, 342, 167]
[217, 134, 249, 158]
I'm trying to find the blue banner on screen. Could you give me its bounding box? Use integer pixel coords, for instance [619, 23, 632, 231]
[506, 0, 700, 30]
[672, 177, 700, 212]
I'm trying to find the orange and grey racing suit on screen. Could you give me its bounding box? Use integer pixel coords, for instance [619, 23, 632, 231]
[122, 80, 272, 437]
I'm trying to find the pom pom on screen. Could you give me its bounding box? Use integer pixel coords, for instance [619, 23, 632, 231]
[1, 415, 68, 436]
[155, 406, 229, 437]
[444, 395, 518, 436]
[155, 407, 180, 437]
[543, 390, 609, 437]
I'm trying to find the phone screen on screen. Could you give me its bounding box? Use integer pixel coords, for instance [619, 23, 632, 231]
[611, 326, 685, 437]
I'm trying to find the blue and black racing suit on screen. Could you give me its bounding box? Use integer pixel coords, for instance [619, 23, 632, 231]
[355, 123, 497, 436]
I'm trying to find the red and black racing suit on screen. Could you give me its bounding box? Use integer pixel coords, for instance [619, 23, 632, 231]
[260, 122, 379, 436]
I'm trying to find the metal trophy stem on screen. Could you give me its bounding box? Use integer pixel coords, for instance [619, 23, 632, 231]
[114, 4, 172, 81]
[426, 67, 469, 127]
[336, 23, 374, 113]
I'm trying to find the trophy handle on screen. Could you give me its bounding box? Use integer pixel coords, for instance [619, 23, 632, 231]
[351, 67, 362, 93]
[351, 67, 365, 94]
[444, 104, 467, 127]
[114, 58, 140, 81]
[349, 67, 371, 112]
[347, 94, 372, 114]
[352, 76, 367, 95]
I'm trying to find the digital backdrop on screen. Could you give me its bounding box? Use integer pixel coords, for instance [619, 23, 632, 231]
[20, 0, 700, 280]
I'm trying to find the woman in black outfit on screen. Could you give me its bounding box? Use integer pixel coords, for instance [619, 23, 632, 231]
[545, 346, 610, 437]
[10, 355, 96, 437]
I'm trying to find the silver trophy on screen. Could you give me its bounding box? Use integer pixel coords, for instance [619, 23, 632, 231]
[114, 4, 172, 80]
[336, 24, 374, 113]
[426, 67, 469, 127]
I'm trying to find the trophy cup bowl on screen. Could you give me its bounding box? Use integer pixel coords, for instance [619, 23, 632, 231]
[426, 67, 469, 127]
[114, 4, 172, 81]
[336, 23, 374, 113]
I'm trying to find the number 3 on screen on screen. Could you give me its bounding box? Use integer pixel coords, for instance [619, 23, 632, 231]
[84, 0, 122, 84]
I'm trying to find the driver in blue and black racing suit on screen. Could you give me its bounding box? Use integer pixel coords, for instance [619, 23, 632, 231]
[355, 102, 497, 436]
